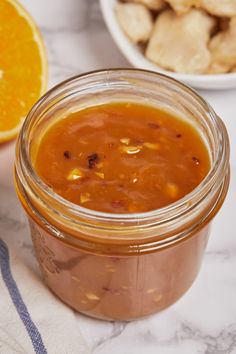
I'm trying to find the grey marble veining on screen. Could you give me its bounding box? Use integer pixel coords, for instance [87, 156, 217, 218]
[1, 1, 236, 353]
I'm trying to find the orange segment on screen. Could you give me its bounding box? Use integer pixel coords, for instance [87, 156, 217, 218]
[0, 0, 47, 143]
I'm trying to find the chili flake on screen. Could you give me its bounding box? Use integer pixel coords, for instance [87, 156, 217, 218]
[148, 122, 160, 129]
[88, 153, 99, 169]
[192, 156, 200, 165]
[63, 150, 71, 159]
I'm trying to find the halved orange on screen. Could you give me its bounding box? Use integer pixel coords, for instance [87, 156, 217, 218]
[0, 0, 47, 143]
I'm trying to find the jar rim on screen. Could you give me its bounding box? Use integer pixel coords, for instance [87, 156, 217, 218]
[16, 69, 230, 243]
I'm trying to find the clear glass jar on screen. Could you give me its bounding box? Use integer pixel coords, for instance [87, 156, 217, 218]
[15, 69, 230, 321]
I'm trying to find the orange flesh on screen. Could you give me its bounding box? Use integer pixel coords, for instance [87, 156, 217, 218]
[0, 0, 46, 135]
[34, 102, 210, 213]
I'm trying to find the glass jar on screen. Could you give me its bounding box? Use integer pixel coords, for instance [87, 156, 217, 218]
[15, 69, 230, 321]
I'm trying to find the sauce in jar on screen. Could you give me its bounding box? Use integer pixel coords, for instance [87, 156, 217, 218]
[34, 102, 210, 213]
[15, 70, 229, 321]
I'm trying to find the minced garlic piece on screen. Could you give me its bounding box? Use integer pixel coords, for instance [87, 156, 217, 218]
[153, 294, 162, 303]
[166, 182, 179, 198]
[146, 288, 157, 294]
[80, 192, 91, 204]
[85, 293, 100, 301]
[143, 142, 160, 150]
[67, 168, 84, 181]
[95, 172, 105, 179]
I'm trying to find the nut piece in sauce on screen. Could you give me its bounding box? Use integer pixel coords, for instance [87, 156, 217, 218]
[208, 17, 236, 74]
[120, 138, 131, 145]
[125, 0, 166, 11]
[116, 3, 153, 44]
[132, 177, 138, 183]
[146, 9, 215, 74]
[200, 0, 236, 17]
[165, 0, 199, 14]
[67, 168, 84, 181]
[119, 145, 142, 154]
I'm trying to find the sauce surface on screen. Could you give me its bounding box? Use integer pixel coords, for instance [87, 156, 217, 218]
[34, 102, 210, 213]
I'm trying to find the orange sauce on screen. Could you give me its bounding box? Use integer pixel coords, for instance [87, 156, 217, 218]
[17, 101, 224, 320]
[34, 102, 210, 213]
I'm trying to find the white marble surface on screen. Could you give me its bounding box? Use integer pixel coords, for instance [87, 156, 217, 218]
[0, 1, 236, 353]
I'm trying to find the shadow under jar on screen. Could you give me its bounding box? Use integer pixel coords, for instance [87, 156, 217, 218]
[15, 69, 230, 321]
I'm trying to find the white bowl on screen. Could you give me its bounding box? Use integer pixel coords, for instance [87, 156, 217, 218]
[99, 0, 236, 90]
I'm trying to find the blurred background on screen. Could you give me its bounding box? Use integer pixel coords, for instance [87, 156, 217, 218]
[21, 0, 129, 86]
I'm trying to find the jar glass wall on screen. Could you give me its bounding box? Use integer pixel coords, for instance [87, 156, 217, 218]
[15, 69, 230, 320]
